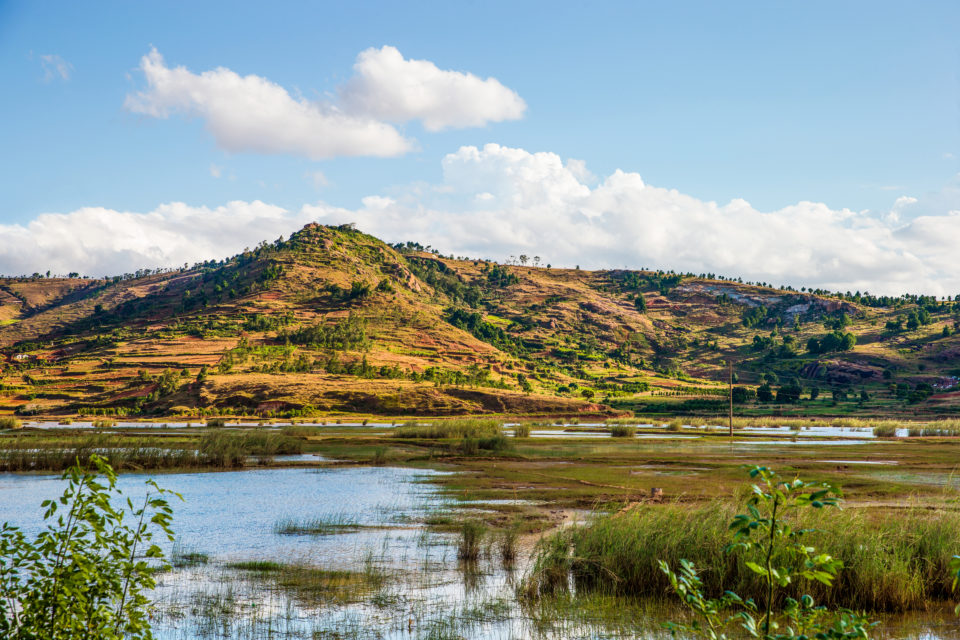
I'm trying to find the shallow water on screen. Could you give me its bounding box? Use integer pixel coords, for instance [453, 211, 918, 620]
[0, 464, 951, 639]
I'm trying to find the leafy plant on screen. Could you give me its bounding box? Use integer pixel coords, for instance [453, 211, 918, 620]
[0, 455, 178, 639]
[659, 466, 875, 639]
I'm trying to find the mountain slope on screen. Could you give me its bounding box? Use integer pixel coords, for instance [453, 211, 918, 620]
[1, 223, 958, 419]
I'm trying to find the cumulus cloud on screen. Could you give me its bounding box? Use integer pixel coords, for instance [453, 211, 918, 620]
[340, 46, 526, 131]
[124, 47, 524, 159]
[7, 144, 960, 296]
[0, 201, 319, 277]
[124, 49, 413, 160]
[40, 54, 72, 82]
[303, 144, 960, 296]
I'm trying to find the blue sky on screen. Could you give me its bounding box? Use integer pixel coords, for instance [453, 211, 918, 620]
[2, 1, 960, 294]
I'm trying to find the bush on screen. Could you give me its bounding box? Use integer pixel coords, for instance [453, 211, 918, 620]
[0, 455, 176, 639]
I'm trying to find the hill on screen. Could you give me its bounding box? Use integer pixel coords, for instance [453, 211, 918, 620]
[1, 223, 958, 419]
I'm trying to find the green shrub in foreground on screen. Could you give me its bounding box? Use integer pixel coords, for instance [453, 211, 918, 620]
[0, 455, 177, 639]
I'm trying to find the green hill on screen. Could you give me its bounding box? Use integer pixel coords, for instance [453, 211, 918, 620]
[1, 223, 958, 419]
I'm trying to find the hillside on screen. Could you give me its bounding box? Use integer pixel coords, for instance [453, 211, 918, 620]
[0, 223, 958, 419]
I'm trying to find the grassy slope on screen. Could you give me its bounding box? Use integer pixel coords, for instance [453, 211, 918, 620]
[0, 223, 958, 418]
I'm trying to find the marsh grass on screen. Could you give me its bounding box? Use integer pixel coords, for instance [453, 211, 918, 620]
[171, 542, 210, 568]
[513, 424, 531, 438]
[0, 432, 302, 471]
[274, 513, 363, 536]
[0, 417, 21, 430]
[525, 501, 960, 612]
[665, 419, 684, 432]
[458, 520, 486, 561]
[498, 524, 520, 568]
[226, 560, 284, 572]
[393, 419, 502, 439]
[281, 425, 321, 438]
[198, 431, 302, 467]
[231, 560, 388, 605]
[371, 446, 389, 465]
[609, 425, 636, 438]
[458, 434, 512, 455]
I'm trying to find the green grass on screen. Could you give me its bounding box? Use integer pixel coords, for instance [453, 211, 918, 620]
[525, 501, 960, 612]
[0, 431, 302, 471]
[393, 419, 502, 439]
[226, 560, 284, 572]
[458, 520, 486, 561]
[273, 514, 362, 536]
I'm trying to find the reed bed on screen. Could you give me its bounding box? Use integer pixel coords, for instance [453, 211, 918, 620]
[0, 417, 21, 430]
[392, 419, 502, 439]
[0, 432, 302, 471]
[664, 419, 684, 432]
[525, 502, 960, 612]
[609, 425, 636, 438]
[229, 560, 387, 605]
[513, 424, 532, 438]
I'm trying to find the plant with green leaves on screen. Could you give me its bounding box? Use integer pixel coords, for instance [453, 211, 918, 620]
[0, 454, 178, 639]
[659, 466, 875, 639]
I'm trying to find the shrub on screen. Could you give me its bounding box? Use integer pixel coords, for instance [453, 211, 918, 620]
[0, 455, 176, 639]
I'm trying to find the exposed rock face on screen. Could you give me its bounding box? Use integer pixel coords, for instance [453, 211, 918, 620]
[801, 360, 884, 384]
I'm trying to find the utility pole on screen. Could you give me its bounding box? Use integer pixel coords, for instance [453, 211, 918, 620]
[728, 361, 734, 437]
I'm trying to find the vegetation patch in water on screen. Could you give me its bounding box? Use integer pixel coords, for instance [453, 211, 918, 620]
[525, 475, 960, 612]
[393, 419, 502, 439]
[273, 514, 364, 536]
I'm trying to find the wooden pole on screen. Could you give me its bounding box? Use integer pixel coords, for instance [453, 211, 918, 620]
[728, 361, 734, 437]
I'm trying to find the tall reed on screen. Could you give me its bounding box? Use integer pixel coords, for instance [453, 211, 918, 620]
[525, 502, 960, 612]
[393, 419, 502, 439]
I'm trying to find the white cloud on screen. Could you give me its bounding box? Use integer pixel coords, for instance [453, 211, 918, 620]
[339, 46, 526, 131]
[124, 47, 525, 159]
[209, 163, 222, 178]
[124, 49, 414, 160]
[303, 144, 960, 296]
[9, 144, 960, 296]
[40, 54, 72, 82]
[0, 201, 318, 277]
